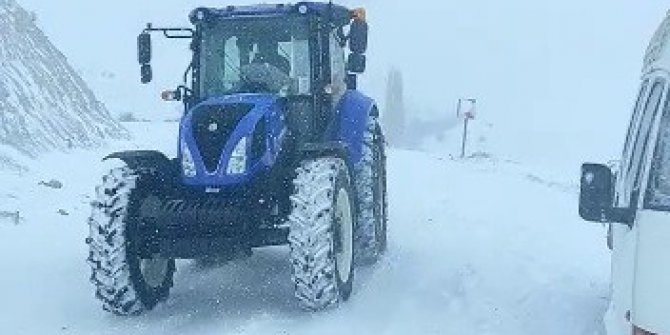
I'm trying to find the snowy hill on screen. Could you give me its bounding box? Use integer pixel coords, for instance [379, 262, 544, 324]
[0, 0, 128, 164]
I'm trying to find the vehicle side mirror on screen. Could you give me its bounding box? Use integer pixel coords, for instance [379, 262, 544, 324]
[349, 20, 368, 54]
[138, 32, 152, 65]
[579, 163, 635, 225]
[347, 53, 366, 74]
[579, 163, 615, 222]
[140, 64, 153, 84]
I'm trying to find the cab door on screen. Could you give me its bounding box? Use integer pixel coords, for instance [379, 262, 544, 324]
[630, 71, 670, 334]
[609, 74, 666, 333]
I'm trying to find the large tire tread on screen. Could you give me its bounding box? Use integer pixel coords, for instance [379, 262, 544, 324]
[86, 166, 174, 316]
[354, 116, 388, 264]
[87, 167, 143, 315]
[288, 158, 352, 311]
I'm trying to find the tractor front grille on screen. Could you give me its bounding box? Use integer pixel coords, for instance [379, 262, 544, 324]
[192, 103, 254, 173]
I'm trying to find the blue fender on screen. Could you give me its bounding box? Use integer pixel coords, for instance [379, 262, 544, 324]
[328, 90, 377, 165]
[103, 150, 178, 183]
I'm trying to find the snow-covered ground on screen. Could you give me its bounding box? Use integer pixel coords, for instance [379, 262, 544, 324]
[0, 122, 610, 334]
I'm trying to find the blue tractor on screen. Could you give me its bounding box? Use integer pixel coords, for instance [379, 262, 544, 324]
[86, 2, 387, 315]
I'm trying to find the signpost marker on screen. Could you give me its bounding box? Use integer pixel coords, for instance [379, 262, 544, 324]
[456, 98, 477, 158]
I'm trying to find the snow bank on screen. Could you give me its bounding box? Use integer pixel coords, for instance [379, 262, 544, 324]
[0, 122, 610, 334]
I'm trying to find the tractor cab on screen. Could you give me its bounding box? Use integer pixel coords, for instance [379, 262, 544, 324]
[137, 3, 371, 186]
[196, 14, 311, 97]
[138, 3, 368, 107]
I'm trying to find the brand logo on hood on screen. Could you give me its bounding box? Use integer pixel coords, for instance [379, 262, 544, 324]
[208, 122, 219, 132]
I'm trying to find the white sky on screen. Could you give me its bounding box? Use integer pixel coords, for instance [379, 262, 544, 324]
[14, 0, 670, 167]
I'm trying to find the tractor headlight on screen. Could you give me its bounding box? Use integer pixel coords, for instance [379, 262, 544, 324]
[226, 137, 248, 175]
[181, 141, 197, 177]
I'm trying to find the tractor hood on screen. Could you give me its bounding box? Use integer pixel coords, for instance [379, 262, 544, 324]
[179, 93, 285, 186]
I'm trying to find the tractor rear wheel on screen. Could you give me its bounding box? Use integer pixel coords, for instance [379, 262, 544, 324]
[354, 115, 388, 264]
[287, 158, 355, 310]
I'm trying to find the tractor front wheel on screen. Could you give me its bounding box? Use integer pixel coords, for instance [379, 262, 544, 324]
[86, 165, 175, 315]
[287, 158, 355, 310]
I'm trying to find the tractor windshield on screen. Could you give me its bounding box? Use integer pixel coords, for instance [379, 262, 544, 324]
[199, 16, 311, 97]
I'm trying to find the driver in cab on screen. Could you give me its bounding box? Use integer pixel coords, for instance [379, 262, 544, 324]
[238, 38, 291, 94]
[252, 39, 290, 74]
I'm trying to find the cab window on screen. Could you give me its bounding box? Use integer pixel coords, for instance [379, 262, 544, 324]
[199, 17, 311, 97]
[329, 33, 346, 100]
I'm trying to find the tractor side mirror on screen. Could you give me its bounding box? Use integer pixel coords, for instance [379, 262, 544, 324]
[138, 32, 152, 65]
[140, 64, 153, 84]
[347, 53, 366, 73]
[349, 20, 368, 54]
[138, 32, 153, 84]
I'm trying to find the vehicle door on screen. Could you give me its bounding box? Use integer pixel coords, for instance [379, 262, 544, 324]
[610, 74, 667, 331]
[630, 70, 670, 334]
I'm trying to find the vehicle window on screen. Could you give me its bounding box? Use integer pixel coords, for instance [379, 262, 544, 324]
[626, 80, 665, 181]
[199, 17, 311, 97]
[329, 33, 346, 100]
[646, 88, 670, 208]
[222, 37, 241, 89]
[622, 80, 650, 161]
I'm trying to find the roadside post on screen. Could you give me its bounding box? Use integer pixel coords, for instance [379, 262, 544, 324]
[456, 98, 477, 158]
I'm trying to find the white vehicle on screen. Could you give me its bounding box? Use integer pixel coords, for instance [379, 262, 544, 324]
[579, 12, 670, 335]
